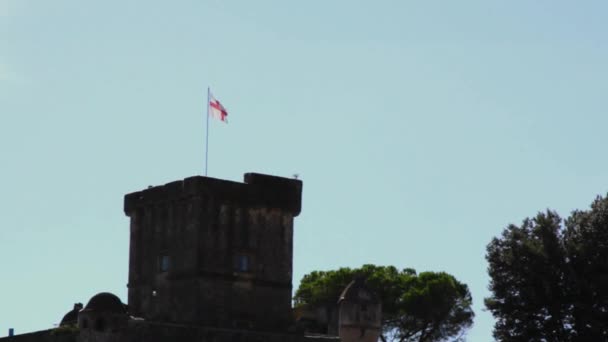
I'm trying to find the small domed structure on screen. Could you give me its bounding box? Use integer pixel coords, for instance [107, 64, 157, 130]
[78, 292, 128, 333]
[83, 292, 127, 313]
[337, 277, 382, 342]
[59, 303, 83, 326]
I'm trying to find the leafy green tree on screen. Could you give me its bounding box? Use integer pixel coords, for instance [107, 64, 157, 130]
[485, 211, 569, 341]
[294, 265, 474, 342]
[486, 195, 608, 341]
[563, 196, 608, 340]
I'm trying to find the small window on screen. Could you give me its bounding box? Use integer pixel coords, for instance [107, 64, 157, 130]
[159, 254, 170, 272]
[236, 255, 249, 272]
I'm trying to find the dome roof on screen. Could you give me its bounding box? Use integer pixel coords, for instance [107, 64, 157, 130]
[59, 303, 83, 326]
[82, 292, 127, 313]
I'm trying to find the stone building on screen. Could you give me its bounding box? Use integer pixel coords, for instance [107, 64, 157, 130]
[1, 173, 380, 342]
[337, 278, 382, 342]
[293, 278, 382, 342]
[123, 173, 301, 331]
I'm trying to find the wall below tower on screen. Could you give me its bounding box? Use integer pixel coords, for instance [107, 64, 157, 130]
[0, 322, 340, 342]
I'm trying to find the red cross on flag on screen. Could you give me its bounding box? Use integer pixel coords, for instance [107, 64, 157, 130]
[209, 92, 228, 123]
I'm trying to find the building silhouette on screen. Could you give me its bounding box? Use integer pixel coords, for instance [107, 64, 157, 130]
[2, 173, 380, 342]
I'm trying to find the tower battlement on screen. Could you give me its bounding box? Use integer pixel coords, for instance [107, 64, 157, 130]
[124, 173, 302, 216]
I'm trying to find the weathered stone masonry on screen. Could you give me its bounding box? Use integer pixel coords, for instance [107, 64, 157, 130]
[123, 173, 302, 331]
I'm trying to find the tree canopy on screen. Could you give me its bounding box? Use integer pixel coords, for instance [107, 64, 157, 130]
[294, 264, 474, 342]
[486, 195, 608, 341]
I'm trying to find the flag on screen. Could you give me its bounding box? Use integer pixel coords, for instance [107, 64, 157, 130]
[209, 92, 228, 123]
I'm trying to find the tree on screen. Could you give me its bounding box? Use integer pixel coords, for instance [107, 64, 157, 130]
[294, 265, 474, 342]
[486, 195, 608, 341]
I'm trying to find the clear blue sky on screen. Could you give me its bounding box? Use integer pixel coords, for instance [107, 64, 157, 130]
[2, 1, 608, 340]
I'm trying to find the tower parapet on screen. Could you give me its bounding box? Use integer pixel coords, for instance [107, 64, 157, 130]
[124, 173, 302, 215]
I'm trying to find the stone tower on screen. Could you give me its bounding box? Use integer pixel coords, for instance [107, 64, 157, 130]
[337, 278, 382, 342]
[123, 173, 302, 331]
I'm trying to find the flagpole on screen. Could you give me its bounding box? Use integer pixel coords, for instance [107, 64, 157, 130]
[205, 87, 210, 176]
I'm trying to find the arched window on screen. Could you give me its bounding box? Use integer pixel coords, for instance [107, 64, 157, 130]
[236, 255, 250, 272]
[158, 253, 170, 272]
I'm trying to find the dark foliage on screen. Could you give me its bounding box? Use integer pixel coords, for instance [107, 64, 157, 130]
[486, 195, 608, 341]
[295, 265, 474, 342]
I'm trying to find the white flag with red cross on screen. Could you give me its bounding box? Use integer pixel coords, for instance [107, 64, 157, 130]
[209, 92, 228, 123]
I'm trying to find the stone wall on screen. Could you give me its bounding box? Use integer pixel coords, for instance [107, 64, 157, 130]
[114, 321, 337, 342]
[0, 323, 340, 342]
[79, 322, 338, 342]
[0, 329, 76, 342]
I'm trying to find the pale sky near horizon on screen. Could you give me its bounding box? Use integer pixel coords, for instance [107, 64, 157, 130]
[2, 1, 608, 341]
